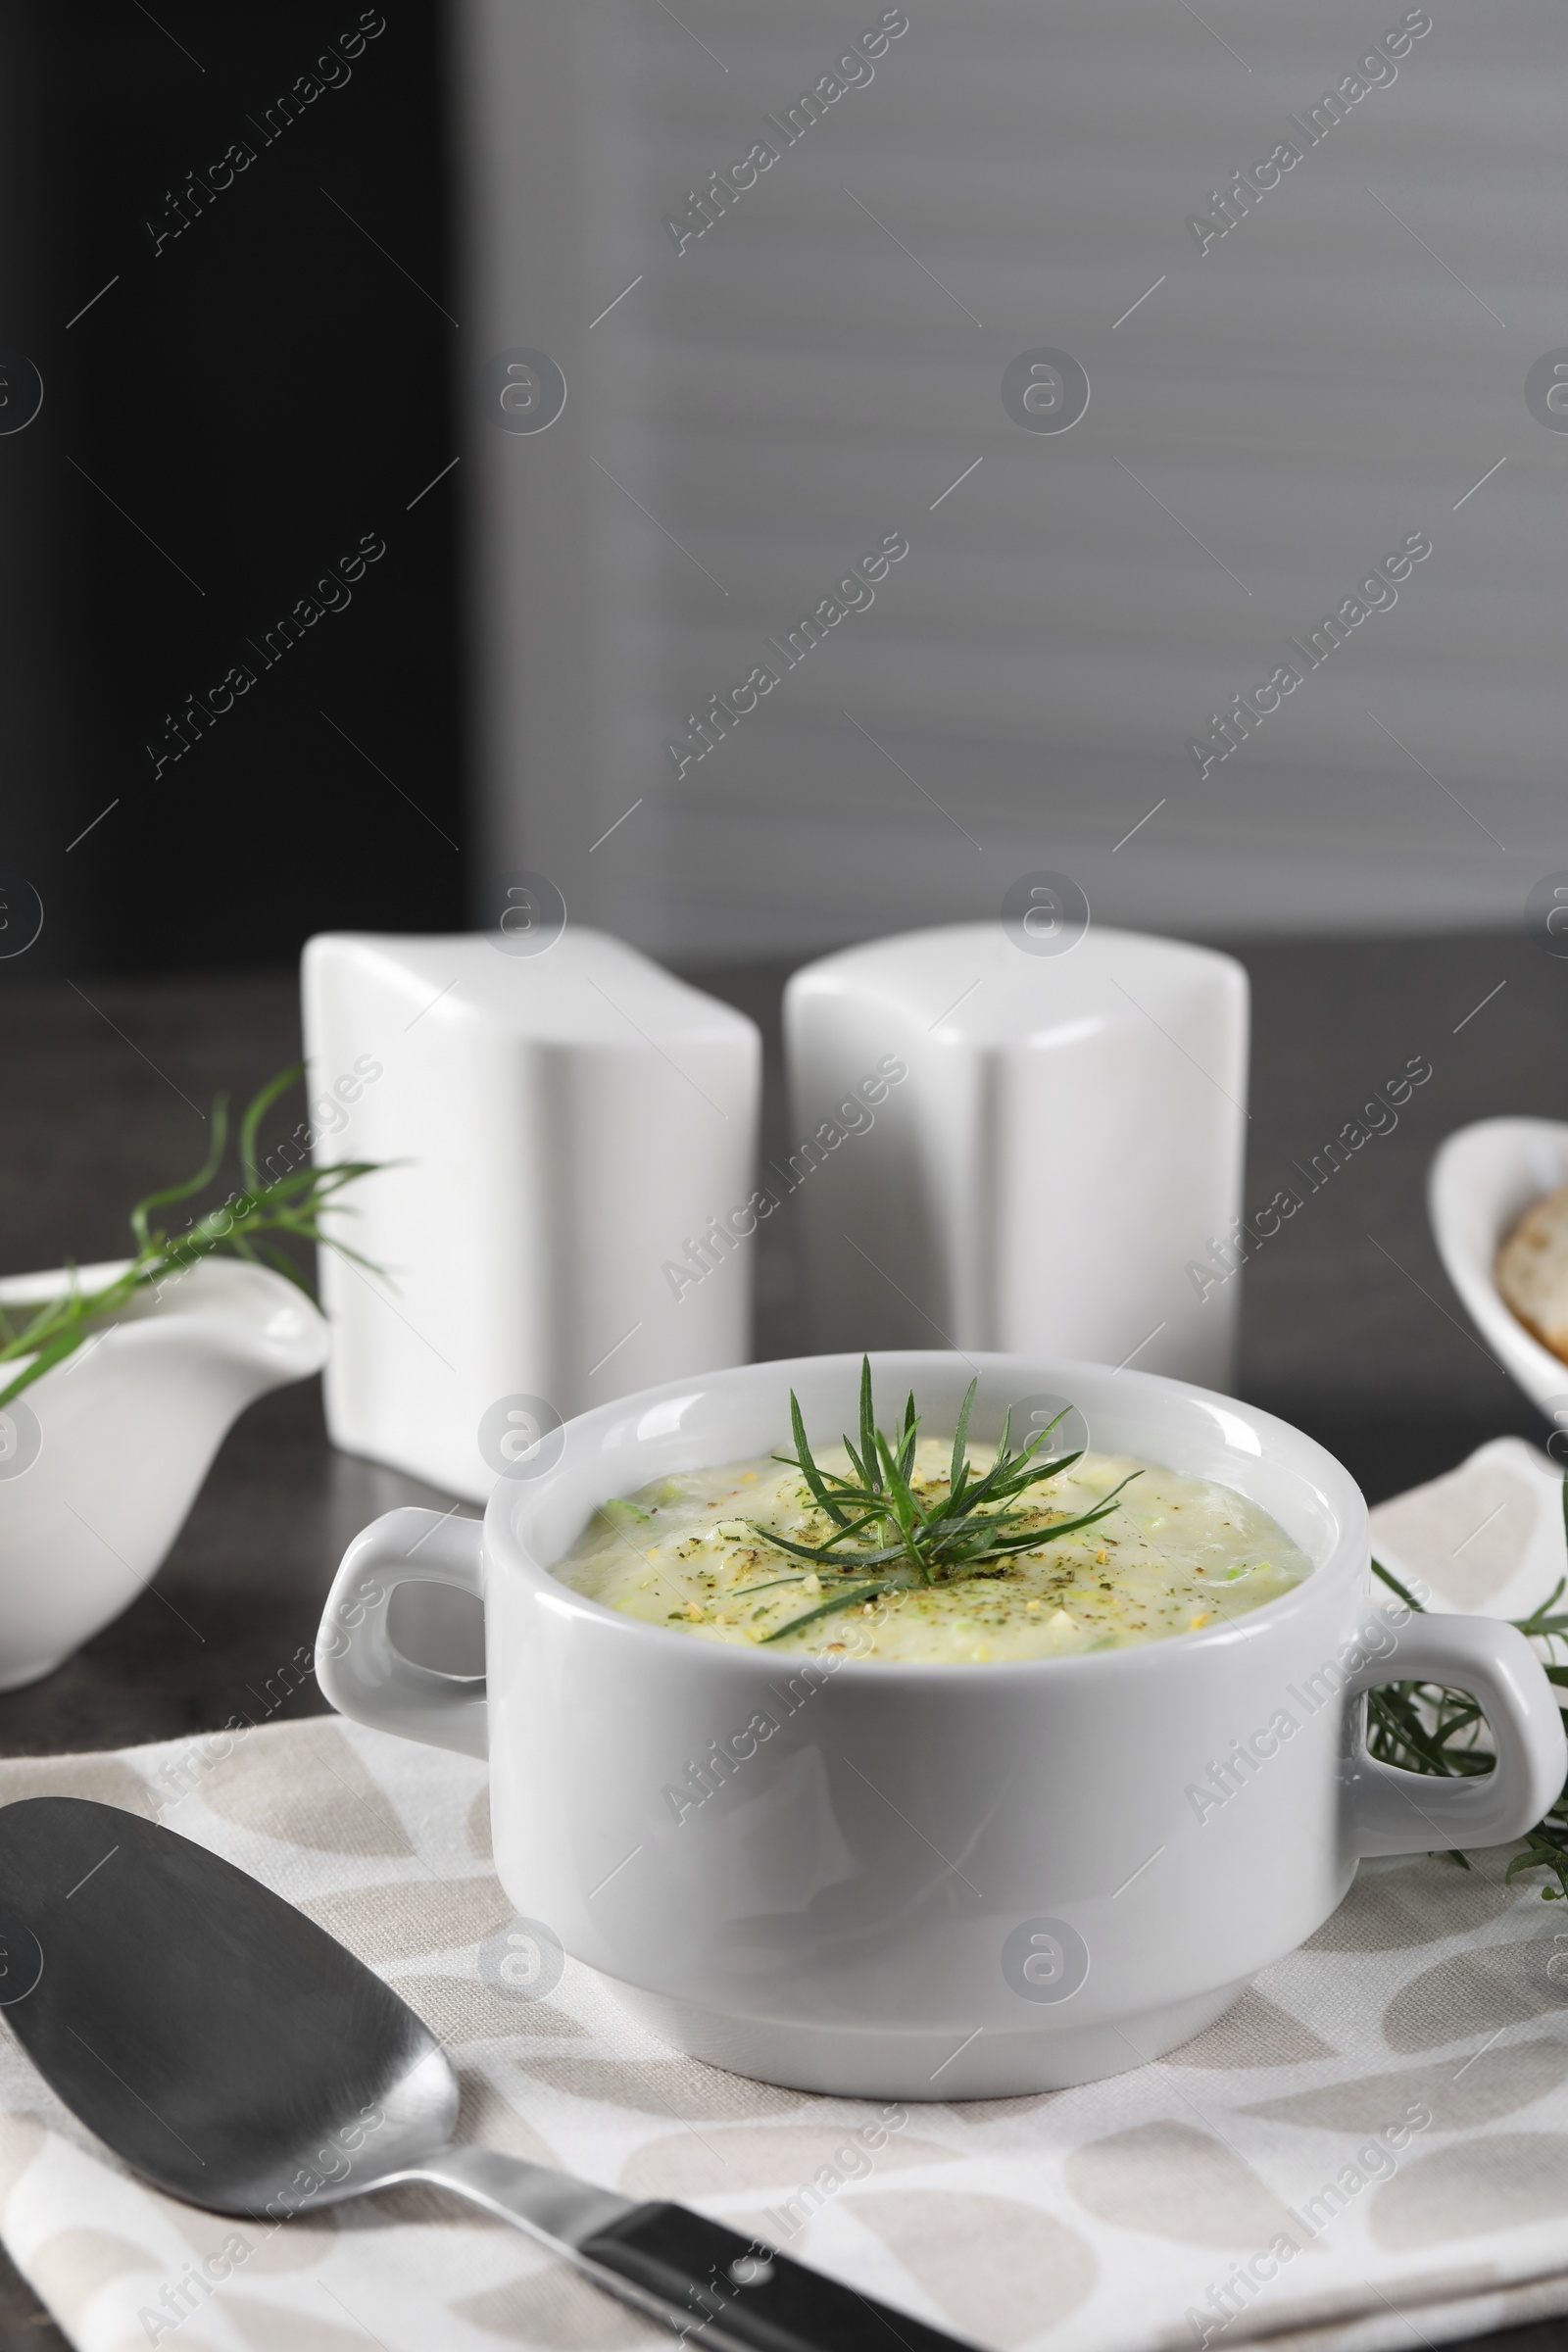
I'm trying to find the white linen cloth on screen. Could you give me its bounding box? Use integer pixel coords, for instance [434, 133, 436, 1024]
[2, 1438, 1568, 2352]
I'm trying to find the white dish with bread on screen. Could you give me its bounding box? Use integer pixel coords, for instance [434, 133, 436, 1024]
[1430, 1118, 1568, 1427]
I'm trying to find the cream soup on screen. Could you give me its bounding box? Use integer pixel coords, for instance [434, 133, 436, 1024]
[552, 1439, 1311, 1663]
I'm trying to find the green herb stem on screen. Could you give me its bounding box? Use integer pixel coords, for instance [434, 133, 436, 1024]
[0, 1065, 382, 1410]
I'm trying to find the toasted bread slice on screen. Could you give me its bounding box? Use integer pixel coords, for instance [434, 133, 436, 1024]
[1496, 1181, 1568, 1363]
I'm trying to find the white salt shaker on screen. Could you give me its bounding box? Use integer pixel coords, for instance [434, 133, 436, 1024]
[302, 927, 760, 1501]
[783, 920, 1249, 1390]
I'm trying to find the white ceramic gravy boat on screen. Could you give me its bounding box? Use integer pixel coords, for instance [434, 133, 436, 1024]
[0, 1259, 327, 1688]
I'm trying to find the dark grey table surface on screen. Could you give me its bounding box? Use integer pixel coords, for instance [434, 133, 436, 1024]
[1, 932, 1566, 2351]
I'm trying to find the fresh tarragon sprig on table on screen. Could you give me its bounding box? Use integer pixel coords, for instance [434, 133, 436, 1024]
[746, 1356, 1140, 1643]
[0, 1064, 381, 1411]
[1370, 1473, 1568, 1899]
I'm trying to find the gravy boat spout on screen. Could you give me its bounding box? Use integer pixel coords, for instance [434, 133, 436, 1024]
[0, 1258, 327, 1687]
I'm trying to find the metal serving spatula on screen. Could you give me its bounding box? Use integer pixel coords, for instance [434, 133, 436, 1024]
[0, 1799, 972, 2352]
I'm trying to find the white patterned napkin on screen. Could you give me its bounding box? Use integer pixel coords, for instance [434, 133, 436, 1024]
[5, 1441, 1568, 2352]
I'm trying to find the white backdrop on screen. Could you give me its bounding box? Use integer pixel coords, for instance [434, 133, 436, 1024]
[456, 0, 1564, 959]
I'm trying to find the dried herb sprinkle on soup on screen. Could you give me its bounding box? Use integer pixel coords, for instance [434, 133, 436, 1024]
[552, 1362, 1311, 1663]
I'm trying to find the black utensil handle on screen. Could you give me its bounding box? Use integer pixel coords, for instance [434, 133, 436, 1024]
[578, 2201, 975, 2352]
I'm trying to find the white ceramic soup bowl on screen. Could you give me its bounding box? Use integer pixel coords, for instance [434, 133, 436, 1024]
[316, 1352, 1564, 2099]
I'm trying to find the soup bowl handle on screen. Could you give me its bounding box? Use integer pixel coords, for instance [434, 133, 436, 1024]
[1343, 1613, 1565, 1858]
[316, 1508, 488, 1760]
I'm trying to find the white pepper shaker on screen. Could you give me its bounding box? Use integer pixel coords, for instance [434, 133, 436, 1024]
[783, 920, 1248, 1390]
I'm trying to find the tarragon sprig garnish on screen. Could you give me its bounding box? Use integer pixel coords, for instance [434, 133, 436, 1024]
[749, 1357, 1140, 1643]
[0, 1065, 382, 1410]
